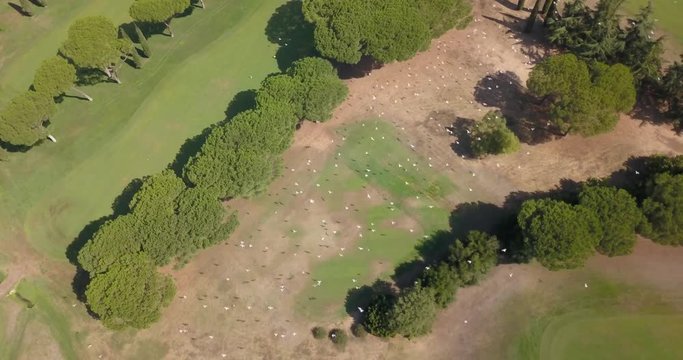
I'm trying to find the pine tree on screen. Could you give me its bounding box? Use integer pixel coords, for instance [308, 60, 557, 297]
[134, 24, 152, 58]
[544, 0, 557, 25]
[35, 0, 47, 6]
[19, 0, 33, 16]
[525, 0, 542, 33]
[621, 3, 663, 85]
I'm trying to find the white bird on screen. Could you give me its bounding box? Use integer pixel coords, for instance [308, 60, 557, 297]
[358, 307, 364, 313]
[47, 134, 57, 143]
[584, 283, 589, 288]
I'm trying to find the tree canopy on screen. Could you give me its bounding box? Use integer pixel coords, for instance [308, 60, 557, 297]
[527, 53, 636, 136]
[447, 230, 499, 285]
[0, 91, 55, 147]
[60, 16, 126, 82]
[517, 198, 601, 270]
[579, 185, 643, 256]
[302, 0, 471, 64]
[469, 111, 520, 157]
[33, 57, 77, 98]
[387, 285, 437, 338]
[661, 57, 683, 129]
[85, 253, 175, 329]
[419, 262, 461, 308]
[129, 0, 191, 37]
[641, 173, 683, 245]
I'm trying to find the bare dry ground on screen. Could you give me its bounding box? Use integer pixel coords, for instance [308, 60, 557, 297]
[1, 0, 682, 359]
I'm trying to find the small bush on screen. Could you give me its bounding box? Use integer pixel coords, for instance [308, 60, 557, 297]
[351, 323, 367, 338]
[311, 326, 327, 339]
[470, 111, 520, 157]
[329, 328, 348, 347]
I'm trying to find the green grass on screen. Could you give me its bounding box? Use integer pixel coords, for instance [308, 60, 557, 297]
[296, 120, 457, 320]
[0, 0, 286, 259]
[623, 0, 683, 45]
[501, 275, 683, 360]
[3, 279, 81, 360]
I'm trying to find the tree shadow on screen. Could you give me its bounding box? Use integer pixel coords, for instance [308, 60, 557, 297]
[169, 126, 214, 178]
[265, 0, 318, 71]
[111, 178, 144, 215]
[28, 0, 44, 7]
[7, 2, 29, 16]
[495, 0, 518, 11]
[65, 216, 109, 265]
[224, 89, 257, 119]
[447, 116, 476, 158]
[474, 71, 558, 144]
[335, 56, 383, 80]
[482, 12, 552, 64]
[629, 90, 682, 133]
[344, 279, 394, 323]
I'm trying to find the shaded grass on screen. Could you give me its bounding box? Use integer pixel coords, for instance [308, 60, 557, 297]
[295, 120, 456, 320]
[0, 0, 285, 259]
[623, 0, 683, 45]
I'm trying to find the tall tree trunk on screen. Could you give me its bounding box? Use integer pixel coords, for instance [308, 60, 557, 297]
[544, 0, 557, 25]
[517, 0, 526, 10]
[541, 0, 553, 14]
[525, 0, 542, 33]
[71, 87, 93, 101]
[165, 21, 174, 38]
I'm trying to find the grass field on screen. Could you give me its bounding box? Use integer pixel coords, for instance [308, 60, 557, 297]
[624, 0, 683, 45]
[502, 275, 683, 360]
[0, 0, 286, 259]
[295, 120, 457, 320]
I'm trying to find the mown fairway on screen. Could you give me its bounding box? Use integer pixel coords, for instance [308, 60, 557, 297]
[0, 0, 286, 259]
[296, 120, 457, 320]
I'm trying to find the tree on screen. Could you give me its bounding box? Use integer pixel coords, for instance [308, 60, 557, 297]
[541, 0, 553, 16]
[129, 0, 191, 38]
[620, 2, 663, 85]
[517, 199, 601, 270]
[641, 173, 683, 245]
[119, 28, 143, 69]
[388, 285, 437, 338]
[365, 292, 398, 337]
[19, 0, 33, 16]
[469, 111, 520, 157]
[419, 262, 460, 308]
[85, 253, 175, 329]
[660, 57, 683, 128]
[579, 185, 643, 256]
[447, 231, 499, 285]
[516, 0, 526, 10]
[33, 57, 92, 101]
[525, 0, 542, 33]
[35, 0, 46, 6]
[60, 16, 127, 83]
[287, 57, 348, 121]
[527, 54, 635, 136]
[417, 0, 472, 37]
[0, 91, 55, 147]
[134, 24, 152, 58]
[77, 215, 142, 274]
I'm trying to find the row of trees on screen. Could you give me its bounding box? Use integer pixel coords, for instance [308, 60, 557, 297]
[183, 57, 348, 199]
[1, 0, 192, 148]
[301, 0, 472, 64]
[364, 231, 499, 338]
[358, 153, 683, 339]
[542, 0, 682, 128]
[527, 53, 636, 136]
[79, 57, 348, 329]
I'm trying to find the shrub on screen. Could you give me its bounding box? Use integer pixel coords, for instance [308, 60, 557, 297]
[350, 323, 368, 338]
[469, 111, 520, 157]
[447, 231, 499, 285]
[641, 173, 683, 245]
[419, 262, 460, 307]
[329, 328, 348, 347]
[312, 326, 327, 339]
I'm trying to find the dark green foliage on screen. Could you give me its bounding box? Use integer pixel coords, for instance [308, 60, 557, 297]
[579, 185, 643, 256]
[547, 0, 662, 85]
[329, 328, 348, 347]
[0, 90, 55, 147]
[77, 215, 141, 274]
[19, 0, 33, 16]
[661, 57, 683, 127]
[517, 199, 601, 270]
[134, 24, 152, 57]
[256, 57, 348, 122]
[419, 262, 460, 308]
[470, 111, 520, 157]
[302, 0, 471, 64]
[184, 102, 297, 198]
[527, 54, 635, 136]
[312, 326, 327, 339]
[35, 0, 46, 6]
[388, 285, 437, 338]
[641, 173, 683, 245]
[447, 231, 499, 285]
[33, 57, 77, 97]
[129, 0, 191, 37]
[85, 253, 175, 329]
[365, 293, 398, 337]
[542, 0, 553, 15]
[350, 323, 368, 338]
